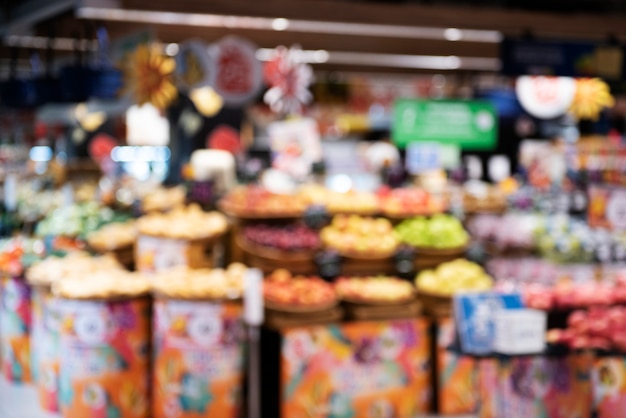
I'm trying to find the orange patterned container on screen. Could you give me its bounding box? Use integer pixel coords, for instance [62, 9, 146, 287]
[152, 299, 245, 418]
[31, 285, 60, 412]
[281, 319, 432, 418]
[57, 297, 151, 418]
[0, 275, 32, 383]
[437, 317, 478, 415]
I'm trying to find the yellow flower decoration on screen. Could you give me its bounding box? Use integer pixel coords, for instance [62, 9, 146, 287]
[569, 78, 615, 121]
[125, 44, 178, 110]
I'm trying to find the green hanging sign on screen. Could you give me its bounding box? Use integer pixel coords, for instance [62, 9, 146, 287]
[392, 99, 497, 150]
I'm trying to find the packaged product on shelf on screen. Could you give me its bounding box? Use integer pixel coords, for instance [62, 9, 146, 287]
[54, 270, 151, 418]
[135, 204, 228, 272]
[151, 264, 247, 418]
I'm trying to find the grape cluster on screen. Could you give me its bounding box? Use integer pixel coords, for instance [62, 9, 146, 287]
[243, 224, 320, 251]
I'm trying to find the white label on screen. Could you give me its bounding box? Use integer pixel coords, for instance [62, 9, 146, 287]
[607, 191, 626, 230]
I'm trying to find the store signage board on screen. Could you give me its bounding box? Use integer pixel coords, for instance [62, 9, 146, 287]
[392, 99, 497, 150]
[501, 37, 625, 80]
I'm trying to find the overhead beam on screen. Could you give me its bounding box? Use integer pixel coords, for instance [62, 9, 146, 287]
[118, 0, 626, 40]
[2, 0, 75, 35]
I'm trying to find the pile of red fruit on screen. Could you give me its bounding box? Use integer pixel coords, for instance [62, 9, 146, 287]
[377, 186, 446, 216]
[523, 279, 626, 311]
[243, 224, 320, 251]
[547, 306, 626, 352]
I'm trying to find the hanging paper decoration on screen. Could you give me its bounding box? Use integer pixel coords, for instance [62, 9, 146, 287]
[174, 39, 213, 92]
[208, 36, 262, 106]
[124, 44, 177, 110]
[190, 86, 224, 117]
[207, 125, 242, 154]
[569, 78, 615, 121]
[263, 46, 314, 115]
[516, 76, 576, 120]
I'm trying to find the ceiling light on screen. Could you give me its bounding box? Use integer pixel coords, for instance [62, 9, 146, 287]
[256, 48, 499, 70]
[444, 28, 463, 41]
[165, 43, 179, 56]
[272, 18, 290, 31]
[75, 7, 501, 43]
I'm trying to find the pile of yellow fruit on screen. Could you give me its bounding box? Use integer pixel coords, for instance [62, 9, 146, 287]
[415, 259, 493, 296]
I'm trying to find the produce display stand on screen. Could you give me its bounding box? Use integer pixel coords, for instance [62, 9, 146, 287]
[260, 318, 433, 418]
[475, 353, 594, 418]
[152, 296, 245, 418]
[0, 274, 32, 383]
[56, 294, 151, 418]
[30, 283, 59, 412]
[435, 318, 479, 415]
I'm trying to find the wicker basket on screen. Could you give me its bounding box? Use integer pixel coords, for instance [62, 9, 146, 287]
[418, 290, 453, 319]
[414, 245, 467, 270]
[235, 233, 318, 275]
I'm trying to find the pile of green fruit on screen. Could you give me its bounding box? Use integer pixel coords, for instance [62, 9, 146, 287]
[415, 259, 493, 296]
[395, 214, 469, 249]
[36, 202, 129, 239]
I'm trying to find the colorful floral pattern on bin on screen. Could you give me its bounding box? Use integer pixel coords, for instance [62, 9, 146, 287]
[0, 275, 32, 383]
[437, 317, 478, 415]
[31, 287, 61, 412]
[57, 297, 151, 418]
[485, 355, 592, 418]
[281, 319, 431, 418]
[592, 356, 626, 418]
[153, 300, 245, 418]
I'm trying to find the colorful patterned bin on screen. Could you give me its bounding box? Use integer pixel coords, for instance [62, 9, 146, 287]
[153, 299, 245, 418]
[478, 354, 594, 418]
[280, 319, 432, 418]
[57, 296, 151, 418]
[0, 275, 32, 383]
[593, 356, 626, 418]
[31, 285, 60, 411]
[437, 317, 478, 415]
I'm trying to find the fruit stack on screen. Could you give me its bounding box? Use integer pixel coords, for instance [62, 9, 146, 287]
[378, 186, 447, 217]
[263, 269, 340, 327]
[320, 215, 399, 258]
[396, 214, 469, 269]
[237, 223, 320, 275]
[335, 276, 419, 320]
[547, 306, 626, 352]
[219, 186, 306, 218]
[415, 259, 494, 317]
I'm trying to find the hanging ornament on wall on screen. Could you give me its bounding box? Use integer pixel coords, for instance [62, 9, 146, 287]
[208, 36, 262, 106]
[263, 46, 314, 116]
[174, 39, 213, 92]
[124, 44, 177, 110]
[569, 78, 615, 121]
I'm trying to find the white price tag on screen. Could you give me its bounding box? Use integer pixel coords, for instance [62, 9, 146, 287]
[244, 268, 264, 326]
